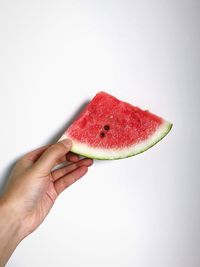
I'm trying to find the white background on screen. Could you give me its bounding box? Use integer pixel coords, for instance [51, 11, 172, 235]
[0, 1, 200, 266]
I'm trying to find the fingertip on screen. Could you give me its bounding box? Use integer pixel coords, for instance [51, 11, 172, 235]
[70, 154, 80, 162]
[60, 139, 72, 149]
[79, 165, 88, 174]
[85, 159, 93, 166]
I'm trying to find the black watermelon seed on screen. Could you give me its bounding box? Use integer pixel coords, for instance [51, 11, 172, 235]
[104, 125, 110, 131]
[100, 132, 105, 138]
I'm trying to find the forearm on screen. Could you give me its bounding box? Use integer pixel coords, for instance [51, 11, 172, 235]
[0, 199, 22, 267]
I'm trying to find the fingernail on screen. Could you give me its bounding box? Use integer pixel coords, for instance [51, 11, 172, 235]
[60, 139, 72, 148]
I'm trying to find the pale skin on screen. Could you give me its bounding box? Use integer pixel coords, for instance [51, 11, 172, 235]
[0, 139, 93, 267]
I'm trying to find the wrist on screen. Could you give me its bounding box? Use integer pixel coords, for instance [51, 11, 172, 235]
[0, 197, 24, 266]
[0, 197, 23, 243]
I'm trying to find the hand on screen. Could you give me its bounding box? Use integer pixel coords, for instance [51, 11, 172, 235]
[0, 139, 93, 264]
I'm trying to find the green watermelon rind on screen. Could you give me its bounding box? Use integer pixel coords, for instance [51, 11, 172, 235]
[59, 121, 173, 160]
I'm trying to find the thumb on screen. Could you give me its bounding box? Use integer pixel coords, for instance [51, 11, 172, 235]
[34, 139, 72, 173]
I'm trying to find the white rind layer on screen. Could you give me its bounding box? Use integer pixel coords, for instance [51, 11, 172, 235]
[59, 121, 172, 160]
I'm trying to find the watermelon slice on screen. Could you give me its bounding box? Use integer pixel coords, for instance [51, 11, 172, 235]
[59, 92, 172, 159]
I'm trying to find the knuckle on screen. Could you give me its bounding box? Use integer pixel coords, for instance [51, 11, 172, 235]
[49, 142, 65, 153]
[70, 175, 76, 184]
[18, 155, 27, 164]
[60, 167, 66, 176]
[60, 178, 67, 189]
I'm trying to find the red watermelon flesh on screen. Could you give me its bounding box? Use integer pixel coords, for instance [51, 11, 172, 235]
[59, 92, 172, 159]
